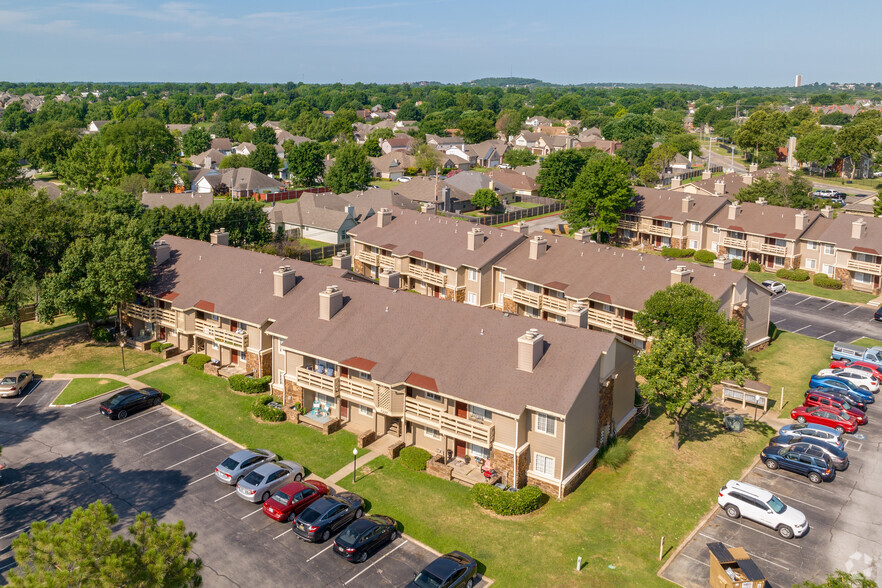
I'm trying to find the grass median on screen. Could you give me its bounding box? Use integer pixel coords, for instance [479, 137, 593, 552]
[52, 377, 128, 406]
[748, 271, 875, 305]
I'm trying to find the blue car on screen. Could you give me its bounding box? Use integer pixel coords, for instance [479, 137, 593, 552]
[809, 375, 875, 404]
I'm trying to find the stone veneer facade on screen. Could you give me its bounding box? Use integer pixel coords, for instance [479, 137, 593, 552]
[490, 445, 528, 489]
[284, 379, 303, 406]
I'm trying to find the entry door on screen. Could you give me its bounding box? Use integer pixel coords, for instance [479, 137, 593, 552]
[230, 350, 238, 364]
[230, 320, 238, 332]
[159, 327, 166, 340]
[455, 402, 468, 418]
[340, 400, 349, 419]
[454, 439, 466, 458]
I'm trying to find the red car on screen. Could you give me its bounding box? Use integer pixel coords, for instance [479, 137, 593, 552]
[830, 360, 882, 381]
[262, 480, 329, 522]
[791, 405, 858, 434]
[804, 390, 867, 425]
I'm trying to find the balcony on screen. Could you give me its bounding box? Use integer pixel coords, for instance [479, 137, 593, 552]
[618, 219, 639, 231]
[125, 303, 156, 323]
[512, 288, 541, 309]
[357, 250, 378, 266]
[586, 308, 642, 339]
[541, 294, 568, 315]
[408, 265, 447, 287]
[194, 318, 248, 351]
[339, 376, 376, 405]
[847, 258, 882, 276]
[642, 223, 672, 237]
[722, 236, 747, 250]
[156, 308, 176, 328]
[378, 255, 395, 270]
[404, 397, 494, 447]
[296, 367, 339, 395]
[758, 243, 787, 256]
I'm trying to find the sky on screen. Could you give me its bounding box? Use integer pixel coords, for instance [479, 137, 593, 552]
[1, 0, 880, 87]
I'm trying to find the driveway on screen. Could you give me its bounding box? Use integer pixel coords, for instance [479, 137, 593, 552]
[0, 384, 465, 587]
[770, 291, 882, 343]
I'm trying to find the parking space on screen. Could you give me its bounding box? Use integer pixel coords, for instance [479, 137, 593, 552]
[771, 292, 882, 343]
[1, 390, 469, 587]
[662, 414, 882, 586]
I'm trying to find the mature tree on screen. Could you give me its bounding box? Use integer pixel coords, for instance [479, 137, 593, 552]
[795, 127, 837, 176]
[457, 116, 496, 143]
[736, 176, 814, 209]
[413, 143, 441, 174]
[536, 148, 598, 197]
[118, 173, 148, 197]
[495, 111, 523, 139]
[471, 187, 499, 212]
[363, 128, 395, 157]
[836, 121, 881, 180]
[325, 143, 372, 193]
[874, 192, 882, 218]
[563, 155, 635, 239]
[734, 109, 789, 161]
[396, 100, 421, 121]
[181, 126, 211, 156]
[99, 118, 176, 176]
[603, 113, 664, 142]
[8, 500, 202, 587]
[664, 133, 701, 158]
[203, 200, 272, 245]
[218, 153, 249, 169]
[251, 125, 277, 147]
[247, 143, 281, 176]
[284, 140, 324, 186]
[796, 570, 877, 588]
[0, 148, 29, 190]
[0, 102, 32, 132]
[616, 136, 654, 169]
[18, 121, 81, 171]
[147, 162, 177, 192]
[503, 148, 536, 168]
[57, 134, 105, 190]
[637, 144, 678, 184]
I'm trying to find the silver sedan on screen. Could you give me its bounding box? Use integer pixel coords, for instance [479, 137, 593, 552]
[236, 460, 305, 503]
[214, 449, 278, 485]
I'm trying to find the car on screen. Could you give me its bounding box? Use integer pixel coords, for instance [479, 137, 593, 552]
[790, 404, 858, 434]
[407, 551, 478, 588]
[813, 189, 836, 197]
[397, 176, 412, 182]
[876, 307, 882, 322]
[292, 492, 365, 543]
[717, 480, 809, 539]
[0, 370, 33, 398]
[805, 386, 867, 413]
[804, 389, 868, 425]
[829, 359, 882, 381]
[498, 163, 512, 169]
[817, 368, 879, 393]
[761, 280, 786, 294]
[768, 435, 849, 470]
[778, 422, 844, 449]
[760, 446, 835, 483]
[333, 514, 398, 563]
[809, 375, 874, 404]
[98, 387, 162, 419]
[236, 460, 304, 503]
[262, 479, 329, 522]
[215, 449, 278, 485]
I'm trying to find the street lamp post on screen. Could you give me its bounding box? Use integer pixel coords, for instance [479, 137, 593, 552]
[120, 339, 127, 373]
[352, 447, 358, 484]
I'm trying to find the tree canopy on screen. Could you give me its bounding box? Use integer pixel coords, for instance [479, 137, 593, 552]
[563, 154, 635, 238]
[284, 140, 325, 187]
[181, 126, 210, 156]
[325, 143, 372, 193]
[471, 187, 499, 212]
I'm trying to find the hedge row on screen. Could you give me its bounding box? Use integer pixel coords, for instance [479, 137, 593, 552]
[731, 259, 746, 270]
[187, 353, 211, 370]
[693, 250, 716, 264]
[660, 247, 695, 258]
[150, 342, 174, 353]
[471, 484, 544, 516]
[251, 395, 286, 422]
[229, 374, 272, 394]
[776, 268, 810, 282]
[813, 274, 843, 289]
[748, 261, 761, 272]
[398, 446, 431, 471]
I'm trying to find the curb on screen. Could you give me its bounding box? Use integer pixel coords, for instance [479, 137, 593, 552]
[51, 383, 131, 408]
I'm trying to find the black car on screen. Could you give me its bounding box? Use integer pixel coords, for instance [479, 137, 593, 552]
[875, 307, 882, 322]
[333, 514, 398, 563]
[407, 551, 478, 588]
[768, 435, 849, 470]
[760, 446, 835, 483]
[99, 387, 162, 419]
[292, 492, 364, 543]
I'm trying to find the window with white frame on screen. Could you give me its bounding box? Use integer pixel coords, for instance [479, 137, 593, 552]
[690, 222, 699, 232]
[358, 404, 373, 417]
[713, 226, 719, 233]
[806, 258, 817, 269]
[468, 268, 478, 282]
[711, 242, 718, 252]
[534, 453, 555, 476]
[469, 444, 490, 460]
[470, 406, 492, 421]
[277, 369, 284, 385]
[525, 306, 540, 318]
[774, 256, 784, 267]
[498, 293, 504, 307]
[855, 272, 873, 284]
[424, 426, 441, 440]
[425, 392, 442, 402]
[535, 412, 556, 435]
[824, 244, 834, 255]
[822, 264, 834, 277]
[622, 229, 634, 240]
[467, 292, 478, 305]
[689, 240, 699, 249]
[807, 241, 818, 250]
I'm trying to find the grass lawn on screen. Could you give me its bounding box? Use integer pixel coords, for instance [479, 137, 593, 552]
[852, 337, 882, 348]
[298, 238, 333, 249]
[0, 314, 80, 344]
[748, 270, 876, 305]
[743, 329, 832, 416]
[0, 329, 166, 378]
[312, 258, 333, 266]
[137, 365, 366, 478]
[509, 201, 539, 209]
[370, 180, 400, 190]
[52, 377, 128, 406]
[809, 176, 882, 191]
[340, 407, 773, 587]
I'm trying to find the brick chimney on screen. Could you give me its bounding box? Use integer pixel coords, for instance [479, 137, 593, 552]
[681, 195, 694, 213]
[332, 250, 352, 271]
[566, 303, 588, 329]
[421, 202, 436, 213]
[517, 328, 545, 373]
[852, 217, 867, 240]
[795, 210, 808, 231]
[319, 285, 344, 321]
[714, 257, 732, 271]
[273, 266, 296, 297]
[377, 208, 392, 228]
[671, 265, 693, 285]
[528, 235, 548, 260]
[671, 177, 682, 189]
[210, 228, 229, 246]
[511, 221, 529, 236]
[714, 180, 725, 195]
[204, 156, 212, 169]
[467, 227, 485, 251]
[379, 268, 400, 289]
[727, 202, 741, 220]
[820, 205, 833, 219]
[574, 228, 590, 243]
[151, 240, 170, 265]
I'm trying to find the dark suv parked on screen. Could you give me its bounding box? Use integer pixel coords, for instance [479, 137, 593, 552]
[804, 389, 868, 424]
[768, 435, 849, 470]
[761, 446, 835, 483]
[805, 386, 867, 413]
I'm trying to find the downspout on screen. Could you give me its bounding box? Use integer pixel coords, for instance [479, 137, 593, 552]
[514, 415, 519, 488]
[559, 419, 566, 500]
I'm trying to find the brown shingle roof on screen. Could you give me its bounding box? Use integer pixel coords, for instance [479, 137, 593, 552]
[801, 214, 882, 253]
[707, 202, 819, 241]
[631, 187, 729, 224]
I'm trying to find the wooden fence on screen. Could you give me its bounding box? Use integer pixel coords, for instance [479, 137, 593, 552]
[443, 200, 565, 226]
[258, 186, 332, 203]
[660, 166, 723, 186]
[291, 242, 349, 262]
[0, 304, 62, 327]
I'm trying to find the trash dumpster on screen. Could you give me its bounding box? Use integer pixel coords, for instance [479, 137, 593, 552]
[707, 542, 766, 588]
[724, 414, 745, 433]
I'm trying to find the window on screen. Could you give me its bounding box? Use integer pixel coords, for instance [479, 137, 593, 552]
[468, 268, 478, 282]
[358, 405, 373, 417]
[713, 226, 720, 234]
[424, 426, 440, 440]
[277, 370, 284, 385]
[690, 222, 699, 232]
[824, 244, 835, 255]
[535, 412, 556, 435]
[807, 241, 818, 250]
[209, 314, 218, 322]
[470, 406, 492, 421]
[710, 242, 718, 252]
[467, 292, 478, 305]
[806, 258, 817, 270]
[534, 453, 555, 476]
[822, 264, 834, 277]
[525, 282, 541, 293]
[855, 272, 873, 284]
[469, 444, 490, 460]
[773, 256, 784, 267]
[689, 240, 699, 249]
[425, 392, 442, 402]
[498, 293, 504, 307]
[211, 342, 218, 350]
[622, 229, 634, 240]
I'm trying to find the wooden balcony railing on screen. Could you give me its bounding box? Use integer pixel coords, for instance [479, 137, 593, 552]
[408, 265, 447, 287]
[586, 308, 642, 339]
[541, 294, 568, 315]
[378, 255, 395, 270]
[125, 303, 155, 323]
[296, 367, 339, 395]
[758, 243, 787, 256]
[404, 397, 494, 447]
[512, 288, 541, 309]
[156, 308, 176, 327]
[618, 220, 639, 231]
[194, 318, 247, 351]
[643, 223, 672, 237]
[357, 251, 378, 266]
[339, 376, 376, 404]
[722, 237, 747, 250]
[847, 258, 882, 276]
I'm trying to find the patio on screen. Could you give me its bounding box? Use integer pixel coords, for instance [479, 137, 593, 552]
[449, 456, 500, 487]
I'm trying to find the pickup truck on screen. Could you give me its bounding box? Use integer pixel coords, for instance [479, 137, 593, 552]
[831, 342, 882, 368]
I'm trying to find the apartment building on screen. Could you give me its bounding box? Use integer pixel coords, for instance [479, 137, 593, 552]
[347, 207, 526, 305]
[616, 187, 728, 250]
[494, 231, 771, 350]
[800, 212, 882, 294]
[671, 166, 790, 199]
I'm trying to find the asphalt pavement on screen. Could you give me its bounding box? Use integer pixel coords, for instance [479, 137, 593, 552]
[770, 291, 882, 344]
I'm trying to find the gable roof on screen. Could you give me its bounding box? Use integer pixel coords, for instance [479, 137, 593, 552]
[387, 176, 470, 205]
[269, 193, 354, 231]
[630, 186, 729, 224]
[801, 213, 882, 253]
[707, 201, 819, 240]
[191, 148, 227, 168]
[192, 167, 282, 193]
[483, 169, 540, 193]
[211, 137, 233, 152]
[443, 171, 515, 196]
[141, 191, 213, 211]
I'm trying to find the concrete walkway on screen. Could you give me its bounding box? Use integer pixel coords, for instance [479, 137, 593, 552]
[47, 359, 178, 390]
[323, 434, 399, 485]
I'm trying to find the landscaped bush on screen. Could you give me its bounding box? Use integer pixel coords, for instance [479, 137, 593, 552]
[693, 250, 716, 264]
[660, 247, 695, 258]
[398, 446, 431, 471]
[229, 374, 272, 394]
[293, 401, 305, 415]
[251, 395, 286, 422]
[471, 484, 544, 516]
[776, 268, 810, 282]
[91, 327, 112, 342]
[731, 259, 746, 270]
[150, 342, 173, 353]
[813, 273, 843, 289]
[187, 353, 211, 370]
[597, 438, 633, 471]
[747, 261, 761, 272]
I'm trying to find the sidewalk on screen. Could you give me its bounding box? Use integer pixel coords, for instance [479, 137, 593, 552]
[322, 434, 399, 485]
[46, 359, 177, 390]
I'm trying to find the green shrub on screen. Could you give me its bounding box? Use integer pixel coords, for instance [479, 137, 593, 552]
[187, 353, 211, 370]
[693, 250, 716, 264]
[150, 342, 174, 353]
[813, 273, 843, 289]
[597, 438, 633, 471]
[293, 401, 305, 415]
[251, 395, 286, 422]
[398, 446, 431, 471]
[776, 268, 810, 282]
[91, 327, 112, 342]
[229, 374, 272, 394]
[731, 259, 746, 270]
[471, 484, 544, 516]
[747, 261, 761, 272]
[661, 247, 695, 259]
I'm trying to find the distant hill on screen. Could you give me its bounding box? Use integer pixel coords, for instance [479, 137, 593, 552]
[465, 77, 544, 87]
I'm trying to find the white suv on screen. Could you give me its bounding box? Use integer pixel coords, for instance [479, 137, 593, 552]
[718, 480, 808, 539]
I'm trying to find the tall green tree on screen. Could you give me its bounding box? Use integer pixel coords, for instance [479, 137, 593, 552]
[247, 143, 281, 176]
[836, 121, 881, 180]
[325, 143, 372, 193]
[795, 127, 836, 176]
[457, 116, 496, 143]
[18, 121, 81, 171]
[99, 118, 176, 176]
[363, 128, 395, 157]
[734, 109, 789, 161]
[147, 162, 177, 192]
[218, 154, 249, 169]
[57, 134, 105, 190]
[563, 155, 635, 239]
[181, 126, 210, 156]
[471, 187, 499, 212]
[284, 141, 324, 187]
[413, 143, 441, 174]
[0, 148, 29, 190]
[503, 148, 536, 168]
[251, 125, 277, 146]
[536, 148, 598, 197]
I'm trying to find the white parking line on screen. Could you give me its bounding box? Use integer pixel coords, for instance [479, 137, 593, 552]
[817, 330, 836, 340]
[715, 515, 802, 548]
[274, 529, 292, 540]
[344, 540, 409, 585]
[0, 515, 57, 540]
[102, 409, 162, 430]
[680, 553, 709, 567]
[165, 442, 228, 470]
[791, 325, 812, 334]
[16, 382, 43, 407]
[241, 508, 264, 520]
[776, 292, 790, 300]
[122, 417, 186, 442]
[84, 412, 104, 419]
[772, 492, 825, 511]
[775, 319, 787, 324]
[143, 431, 203, 455]
[819, 301, 836, 311]
[698, 533, 789, 570]
[752, 467, 836, 494]
[845, 440, 862, 452]
[844, 306, 861, 316]
[215, 491, 236, 502]
[307, 544, 336, 562]
[187, 473, 215, 486]
[794, 297, 810, 306]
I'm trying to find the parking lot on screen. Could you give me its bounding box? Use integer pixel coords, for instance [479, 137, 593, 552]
[662, 412, 882, 586]
[0, 380, 462, 587]
[771, 291, 882, 343]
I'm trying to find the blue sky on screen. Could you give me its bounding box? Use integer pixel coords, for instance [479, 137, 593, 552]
[1, 0, 880, 86]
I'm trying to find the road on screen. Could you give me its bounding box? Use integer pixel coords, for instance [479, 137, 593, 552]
[770, 291, 882, 343]
[701, 144, 746, 173]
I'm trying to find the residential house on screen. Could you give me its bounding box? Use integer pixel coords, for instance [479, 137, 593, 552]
[843, 193, 878, 217]
[191, 167, 282, 198]
[525, 115, 552, 127]
[141, 191, 213, 211]
[536, 135, 580, 155]
[268, 193, 358, 244]
[347, 207, 526, 304]
[166, 124, 193, 135]
[426, 134, 466, 151]
[32, 180, 63, 201]
[370, 152, 417, 181]
[387, 177, 471, 212]
[210, 138, 233, 155]
[276, 130, 310, 147]
[616, 188, 729, 250]
[513, 131, 544, 153]
[578, 138, 622, 155]
[190, 148, 228, 169]
[467, 139, 508, 168]
[562, 119, 582, 131]
[262, 121, 281, 129]
[578, 127, 603, 142]
[673, 166, 790, 198]
[482, 169, 540, 197]
[86, 120, 109, 134]
[443, 171, 515, 203]
[536, 126, 570, 137]
[380, 135, 415, 154]
[336, 188, 420, 221]
[799, 211, 882, 294]
[233, 142, 257, 156]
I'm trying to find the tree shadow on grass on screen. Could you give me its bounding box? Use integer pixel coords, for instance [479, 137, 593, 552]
[679, 405, 775, 446]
